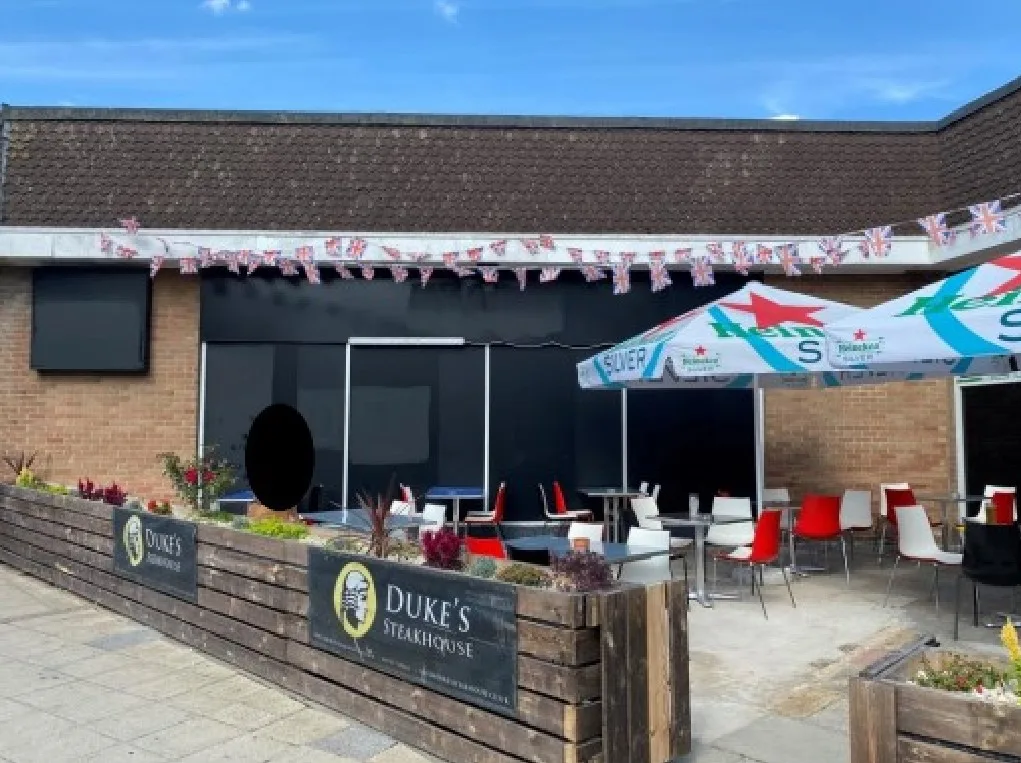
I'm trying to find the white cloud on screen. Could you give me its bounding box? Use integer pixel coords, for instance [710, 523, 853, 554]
[858, 79, 950, 104]
[201, 0, 251, 15]
[770, 113, 800, 121]
[434, 0, 459, 22]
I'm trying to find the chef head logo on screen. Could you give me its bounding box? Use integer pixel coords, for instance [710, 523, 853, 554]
[333, 562, 376, 639]
[123, 515, 145, 567]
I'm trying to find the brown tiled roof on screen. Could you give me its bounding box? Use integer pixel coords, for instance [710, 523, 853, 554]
[2, 76, 1019, 234]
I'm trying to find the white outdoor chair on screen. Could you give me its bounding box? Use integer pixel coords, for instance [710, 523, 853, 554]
[650, 484, 661, 501]
[878, 482, 911, 560]
[399, 484, 417, 509]
[631, 496, 660, 528]
[840, 489, 873, 562]
[619, 528, 672, 584]
[705, 497, 755, 549]
[420, 503, 447, 533]
[567, 522, 605, 550]
[884, 505, 962, 614]
[389, 500, 415, 540]
[638, 481, 650, 495]
[762, 488, 791, 504]
[540, 483, 593, 525]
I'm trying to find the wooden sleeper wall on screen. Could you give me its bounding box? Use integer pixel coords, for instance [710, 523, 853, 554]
[0, 486, 689, 763]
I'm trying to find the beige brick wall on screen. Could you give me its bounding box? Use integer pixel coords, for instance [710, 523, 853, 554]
[0, 268, 199, 500]
[763, 274, 957, 509]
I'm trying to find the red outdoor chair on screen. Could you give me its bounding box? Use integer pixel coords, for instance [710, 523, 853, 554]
[464, 536, 508, 560]
[991, 491, 1016, 525]
[719, 510, 795, 619]
[793, 494, 849, 585]
[463, 482, 506, 531]
[552, 481, 593, 520]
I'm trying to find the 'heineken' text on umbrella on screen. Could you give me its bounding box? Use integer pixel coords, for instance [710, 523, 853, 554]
[825, 253, 1021, 373]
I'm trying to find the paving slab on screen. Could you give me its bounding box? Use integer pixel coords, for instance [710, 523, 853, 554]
[712, 715, 848, 763]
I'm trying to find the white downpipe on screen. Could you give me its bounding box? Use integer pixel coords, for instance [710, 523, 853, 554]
[197, 342, 207, 508]
[343, 342, 352, 508]
[484, 344, 491, 505]
[754, 379, 765, 517]
[621, 388, 628, 490]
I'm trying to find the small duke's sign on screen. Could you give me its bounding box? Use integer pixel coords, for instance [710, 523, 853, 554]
[112, 508, 198, 601]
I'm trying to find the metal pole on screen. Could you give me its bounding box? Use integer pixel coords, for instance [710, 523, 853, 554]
[753, 378, 765, 519]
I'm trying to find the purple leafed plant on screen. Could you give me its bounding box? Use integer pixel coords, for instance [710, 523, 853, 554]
[421, 528, 463, 571]
[550, 550, 613, 592]
[355, 474, 397, 558]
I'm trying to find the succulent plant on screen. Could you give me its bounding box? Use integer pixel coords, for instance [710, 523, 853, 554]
[466, 556, 497, 579]
[495, 563, 551, 588]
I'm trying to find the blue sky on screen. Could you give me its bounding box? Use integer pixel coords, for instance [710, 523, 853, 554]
[1, 0, 1020, 119]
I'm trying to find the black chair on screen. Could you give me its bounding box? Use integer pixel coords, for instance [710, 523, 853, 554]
[954, 522, 1021, 640]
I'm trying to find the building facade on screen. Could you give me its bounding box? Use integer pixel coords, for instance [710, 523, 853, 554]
[2, 77, 1021, 516]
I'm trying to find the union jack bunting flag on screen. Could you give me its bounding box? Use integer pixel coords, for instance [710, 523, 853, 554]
[390, 265, 409, 283]
[969, 200, 1006, 236]
[514, 267, 528, 291]
[180, 258, 199, 275]
[116, 245, 138, 259]
[226, 253, 240, 274]
[706, 242, 726, 264]
[539, 234, 556, 250]
[360, 265, 375, 281]
[442, 252, 458, 268]
[149, 256, 164, 279]
[295, 245, 315, 264]
[419, 267, 434, 287]
[731, 241, 751, 276]
[347, 238, 368, 259]
[454, 266, 474, 278]
[863, 226, 892, 258]
[466, 247, 484, 262]
[410, 252, 430, 262]
[779, 245, 801, 276]
[334, 265, 355, 279]
[648, 251, 666, 267]
[618, 252, 637, 269]
[198, 247, 216, 268]
[539, 266, 561, 283]
[567, 247, 584, 264]
[304, 263, 321, 284]
[857, 239, 871, 259]
[279, 260, 299, 276]
[582, 265, 606, 282]
[490, 240, 508, 256]
[520, 239, 540, 256]
[382, 246, 402, 261]
[237, 250, 254, 269]
[99, 233, 113, 254]
[817, 237, 847, 266]
[262, 249, 281, 266]
[479, 266, 499, 283]
[810, 257, 825, 275]
[755, 244, 773, 264]
[650, 264, 672, 293]
[917, 213, 953, 246]
[690, 258, 714, 288]
[594, 250, 611, 265]
[612, 263, 631, 295]
[673, 247, 693, 264]
[324, 237, 342, 255]
[118, 217, 140, 235]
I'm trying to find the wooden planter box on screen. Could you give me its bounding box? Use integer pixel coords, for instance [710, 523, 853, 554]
[0, 486, 690, 763]
[850, 636, 1021, 762]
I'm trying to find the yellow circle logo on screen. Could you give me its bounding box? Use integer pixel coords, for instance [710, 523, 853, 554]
[123, 515, 145, 567]
[333, 562, 376, 639]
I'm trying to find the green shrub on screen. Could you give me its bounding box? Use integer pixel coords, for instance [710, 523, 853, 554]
[230, 516, 251, 530]
[247, 516, 309, 540]
[203, 510, 237, 524]
[495, 563, 551, 588]
[466, 556, 497, 579]
[43, 483, 69, 495]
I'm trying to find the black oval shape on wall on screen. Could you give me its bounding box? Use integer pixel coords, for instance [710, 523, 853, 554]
[245, 403, 315, 511]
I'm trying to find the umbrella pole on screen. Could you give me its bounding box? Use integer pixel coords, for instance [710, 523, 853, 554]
[753, 377, 765, 522]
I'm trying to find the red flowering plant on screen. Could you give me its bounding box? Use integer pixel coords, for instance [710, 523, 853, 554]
[421, 528, 463, 571]
[157, 446, 236, 516]
[147, 499, 173, 516]
[77, 479, 127, 506]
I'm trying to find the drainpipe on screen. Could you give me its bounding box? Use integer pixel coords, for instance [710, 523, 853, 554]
[0, 103, 9, 224]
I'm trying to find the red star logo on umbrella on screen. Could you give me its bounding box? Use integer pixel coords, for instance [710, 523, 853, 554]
[854, 329, 867, 341]
[695, 346, 707, 356]
[720, 292, 825, 329]
[987, 256, 1021, 296]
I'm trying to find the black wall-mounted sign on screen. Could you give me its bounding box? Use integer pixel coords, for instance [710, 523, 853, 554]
[112, 508, 198, 601]
[308, 548, 518, 715]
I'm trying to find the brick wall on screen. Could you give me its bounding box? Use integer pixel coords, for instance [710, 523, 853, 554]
[763, 274, 956, 510]
[0, 268, 199, 499]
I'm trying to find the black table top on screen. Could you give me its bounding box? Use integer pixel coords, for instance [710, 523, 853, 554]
[503, 535, 670, 564]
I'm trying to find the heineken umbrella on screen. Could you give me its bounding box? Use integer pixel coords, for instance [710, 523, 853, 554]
[825, 253, 1021, 372]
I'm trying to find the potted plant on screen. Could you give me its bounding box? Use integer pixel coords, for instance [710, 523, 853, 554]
[157, 446, 236, 516]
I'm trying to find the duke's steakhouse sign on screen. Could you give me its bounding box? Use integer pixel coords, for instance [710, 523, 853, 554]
[112, 508, 197, 601]
[308, 548, 518, 715]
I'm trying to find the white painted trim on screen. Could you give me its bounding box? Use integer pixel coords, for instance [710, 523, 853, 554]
[484, 344, 491, 505]
[197, 341, 208, 509]
[0, 225, 1005, 272]
[348, 336, 464, 346]
[621, 388, 628, 490]
[343, 342, 352, 508]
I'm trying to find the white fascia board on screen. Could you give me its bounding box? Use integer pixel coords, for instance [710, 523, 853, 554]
[0, 225, 1007, 272]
